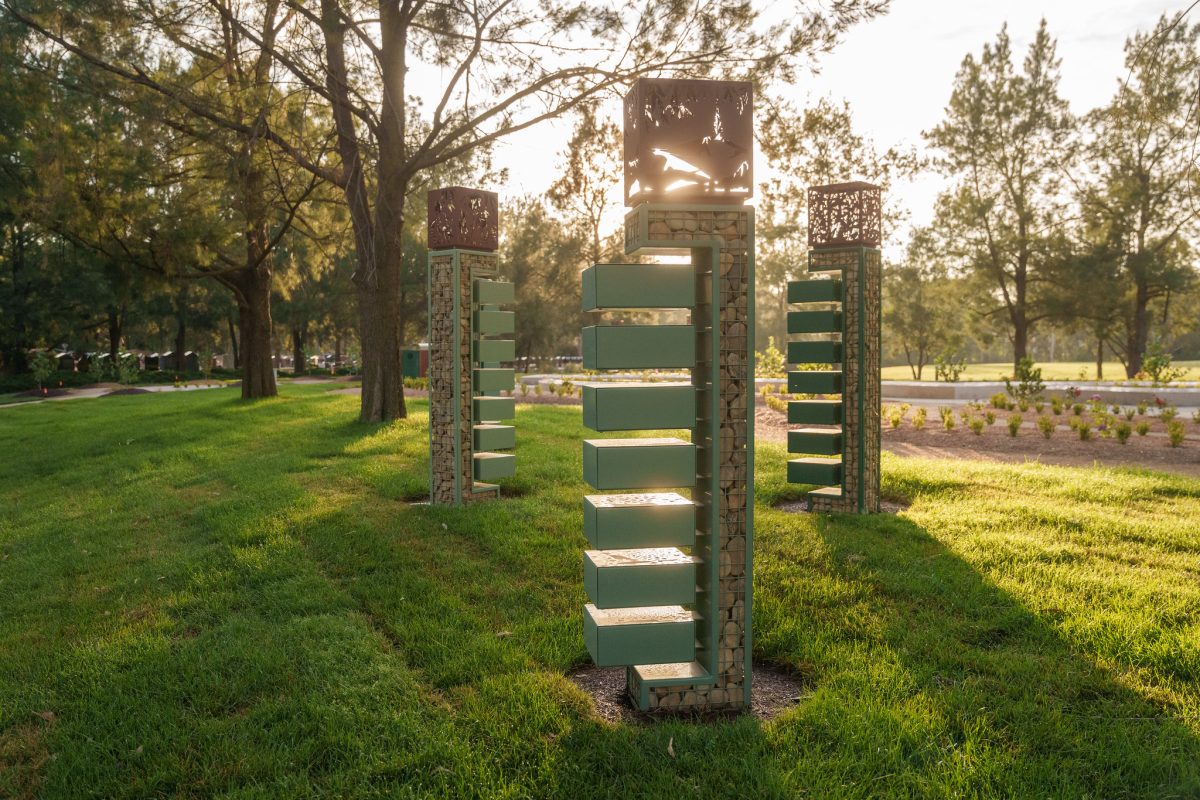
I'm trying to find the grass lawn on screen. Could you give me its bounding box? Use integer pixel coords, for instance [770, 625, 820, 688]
[881, 360, 1200, 382]
[1, 385, 1198, 798]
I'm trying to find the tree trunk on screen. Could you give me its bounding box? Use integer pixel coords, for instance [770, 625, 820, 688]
[1095, 336, 1104, 381]
[317, 0, 400, 421]
[357, 279, 406, 421]
[291, 325, 308, 376]
[173, 284, 188, 373]
[107, 306, 122, 362]
[1125, 277, 1150, 378]
[227, 314, 240, 369]
[236, 272, 277, 398]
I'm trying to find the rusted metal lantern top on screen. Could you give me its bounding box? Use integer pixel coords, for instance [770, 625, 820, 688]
[427, 186, 499, 251]
[807, 182, 882, 249]
[623, 77, 754, 206]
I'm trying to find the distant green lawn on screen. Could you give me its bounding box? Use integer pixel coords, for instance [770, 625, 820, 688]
[881, 360, 1200, 382]
[1, 386, 1197, 798]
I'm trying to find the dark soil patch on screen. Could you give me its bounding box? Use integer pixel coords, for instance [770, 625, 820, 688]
[568, 663, 807, 724]
[104, 388, 151, 397]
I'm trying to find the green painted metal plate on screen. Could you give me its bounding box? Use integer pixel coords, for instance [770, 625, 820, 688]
[582, 326, 695, 370]
[473, 279, 514, 305]
[788, 370, 843, 394]
[474, 310, 515, 335]
[474, 396, 515, 421]
[584, 493, 695, 550]
[581, 382, 695, 431]
[474, 339, 515, 363]
[788, 340, 842, 364]
[474, 368, 514, 394]
[473, 452, 515, 481]
[582, 264, 695, 311]
[787, 310, 842, 335]
[583, 438, 695, 490]
[788, 279, 842, 303]
[474, 424, 515, 452]
[583, 604, 696, 667]
[788, 428, 842, 456]
[584, 548, 697, 609]
[787, 457, 841, 486]
[788, 400, 842, 425]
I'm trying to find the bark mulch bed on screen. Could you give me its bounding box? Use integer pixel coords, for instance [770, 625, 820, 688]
[568, 663, 809, 724]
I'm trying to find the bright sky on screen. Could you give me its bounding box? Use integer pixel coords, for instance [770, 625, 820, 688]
[488, 0, 1183, 247]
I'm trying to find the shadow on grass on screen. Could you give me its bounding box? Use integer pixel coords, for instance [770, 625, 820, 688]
[753, 506, 1200, 796]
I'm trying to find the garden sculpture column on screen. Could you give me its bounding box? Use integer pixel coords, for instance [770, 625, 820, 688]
[580, 78, 755, 711]
[427, 187, 516, 506]
[786, 182, 882, 513]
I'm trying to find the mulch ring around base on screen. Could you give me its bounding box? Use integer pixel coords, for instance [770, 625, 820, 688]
[568, 663, 809, 724]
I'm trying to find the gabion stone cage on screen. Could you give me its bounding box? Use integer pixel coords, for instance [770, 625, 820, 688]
[623, 78, 753, 206]
[428, 186, 499, 252]
[807, 181, 882, 249]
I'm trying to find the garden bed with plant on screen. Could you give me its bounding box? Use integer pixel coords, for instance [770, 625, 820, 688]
[758, 373, 1200, 477]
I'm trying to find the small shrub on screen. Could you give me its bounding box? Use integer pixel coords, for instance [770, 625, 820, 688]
[968, 417, 985, 436]
[1167, 420, 1185, 447]
[1018, 398, 1030, 413]
[86, 357, 107, 384]
[534, 382, 543, 396]
[755, 337, 787, 379]
[1160, 405, 1178, 422]
[1136, 401, 1148, 415]
[1115, 422, 1132, 444]
[1036, 414, 1055, 439]
[30, 350, 55, 391]
[1072, 403, 1084, 416]
[1005, 356, 1045, 403]
[990, 392, 1009, 410]
[934, 348, 966, 382]
[116, 355, 139, 385]
[1123, 407, 1136, 421]
[984, 410, 996, 426]
[1050, 396, 1064, 415]
[1142, 340, 1187, 385]
[887, 406, 903, 429]
[1136, 421, 1150, 436]
[1007, 414, 1022, 437]
[1077, 421, 1092, 441]
[913, 407, 927, 431]
[1193, 408, 1200, 424]
[941, 408, 955, 431]
[761, 383, 776, 396]
[1034, 401, 1045, 414]
[766, 394, 787, 414]
[1110, 404, 1121, 415]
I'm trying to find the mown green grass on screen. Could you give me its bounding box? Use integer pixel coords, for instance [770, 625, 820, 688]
[881, 360, 1200, 382]
[0, 385, 1197, 798]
